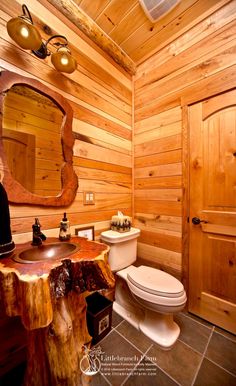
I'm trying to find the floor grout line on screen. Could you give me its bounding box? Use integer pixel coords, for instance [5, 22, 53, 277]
[89, 310, 127, 348]
[120, 346, 153, 386]
[182, 312, 236, 343]
[212, 328, 236, 344]
[98, 325, 153, 386]
[179, 312, 213, 330]
[115, 328, 184, 384]
[190, 326, 215, 386]
[177, 336, 208, 356]
[144, 347, 182, 386]
[205, 357, 236, 378]
[114, 328, 147, 355]
[111, 318, 125, 330]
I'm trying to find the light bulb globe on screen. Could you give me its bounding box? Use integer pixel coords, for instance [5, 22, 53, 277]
[7, 17, 42, 50]
[51, 48, 77, 74]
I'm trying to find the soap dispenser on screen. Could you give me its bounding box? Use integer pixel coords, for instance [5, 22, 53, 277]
[59, 213, 71, 241]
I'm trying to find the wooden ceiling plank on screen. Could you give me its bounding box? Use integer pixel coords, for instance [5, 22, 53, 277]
[95, 0, 137, 34]
[44, 0, 136, 75]
[121, 0, 198, 55]
[79, 0, 110, 20]
[110, 3, 147, 46]
[132, 0, 231, 64]
[73, 0, 83, 6]
[120, 19, 152, 54]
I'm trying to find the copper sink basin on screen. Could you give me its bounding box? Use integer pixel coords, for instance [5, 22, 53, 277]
[13, 242, 80, 264]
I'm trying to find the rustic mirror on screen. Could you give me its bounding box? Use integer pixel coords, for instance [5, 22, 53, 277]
[0, 71, 78, 206]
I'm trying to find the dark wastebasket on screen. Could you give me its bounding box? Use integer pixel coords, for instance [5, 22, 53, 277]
[86, 291, 113, 344]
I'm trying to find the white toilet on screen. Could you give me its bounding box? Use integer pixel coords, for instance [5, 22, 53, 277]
[101, 227, 187, 349]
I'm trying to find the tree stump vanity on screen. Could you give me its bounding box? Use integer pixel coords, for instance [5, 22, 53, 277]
[0, 236, 115, 386]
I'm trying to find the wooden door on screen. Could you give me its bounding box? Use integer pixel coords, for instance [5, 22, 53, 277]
[189, 89, 236, 334]
[2, 128, 35, 193]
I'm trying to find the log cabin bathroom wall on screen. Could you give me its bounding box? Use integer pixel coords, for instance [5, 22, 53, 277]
[133, 0, 236, 279]
[0, 0, 132, 374]
[0, 0, 236, 377]
[0, 0, 133, 238]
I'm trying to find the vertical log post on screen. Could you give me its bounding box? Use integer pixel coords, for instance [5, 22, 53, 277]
[25, 293, 91, 386]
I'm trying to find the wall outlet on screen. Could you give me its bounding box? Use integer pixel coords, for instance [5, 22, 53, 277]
[83, 191, 95, 205]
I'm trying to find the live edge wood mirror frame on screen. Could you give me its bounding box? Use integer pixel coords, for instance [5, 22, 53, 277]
[0, 70, 78, 206]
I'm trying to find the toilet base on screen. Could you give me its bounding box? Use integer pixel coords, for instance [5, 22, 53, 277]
[139, 309, 180, 350]
[113, 300, 180, 350]
[113, 301, 143, 330]
[113, 275, 144, 329]
[113, 274, 181, 349]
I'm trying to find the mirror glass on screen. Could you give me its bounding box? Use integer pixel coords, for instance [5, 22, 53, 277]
[0, 70, 78, 207]
[2, 85, 64, 196]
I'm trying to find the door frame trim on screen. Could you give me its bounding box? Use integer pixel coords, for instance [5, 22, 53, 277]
[181, 65, 236, 300]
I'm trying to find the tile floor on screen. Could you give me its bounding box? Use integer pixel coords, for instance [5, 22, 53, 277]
[1, 310, 236, 386]
[90, 310, 236, 386]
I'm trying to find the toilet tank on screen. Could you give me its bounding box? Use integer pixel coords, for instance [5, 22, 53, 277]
[100, 228, 140, 272]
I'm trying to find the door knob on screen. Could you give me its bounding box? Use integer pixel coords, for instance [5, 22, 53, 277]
[192, 217, 208, 225]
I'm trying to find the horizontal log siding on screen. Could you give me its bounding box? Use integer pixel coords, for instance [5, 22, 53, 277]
[0, 0, 132, 376]
[0, 0, 132, 237]
[134, 0, 236, 276]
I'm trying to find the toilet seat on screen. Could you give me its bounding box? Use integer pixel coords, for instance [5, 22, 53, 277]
[127, 280, 187, 307]
[127, 265, 185, 298]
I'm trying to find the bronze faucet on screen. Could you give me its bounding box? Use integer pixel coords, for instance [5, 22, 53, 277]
[32, 218, 46, 246]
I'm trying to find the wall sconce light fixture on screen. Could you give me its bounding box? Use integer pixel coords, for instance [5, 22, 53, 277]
[7, 4, 77, 74]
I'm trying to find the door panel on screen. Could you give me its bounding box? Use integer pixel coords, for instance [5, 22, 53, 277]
[204, 234, 236, 302]
[203, 108, 236, 207]
[2, 128, 35, 192]
[189, 89, 236, 334]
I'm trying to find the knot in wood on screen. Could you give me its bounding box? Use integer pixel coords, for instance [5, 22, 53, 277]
[43, 25, 52, 35]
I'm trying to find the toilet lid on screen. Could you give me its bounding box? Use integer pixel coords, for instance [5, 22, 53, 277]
[127, 266, 184, 298]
